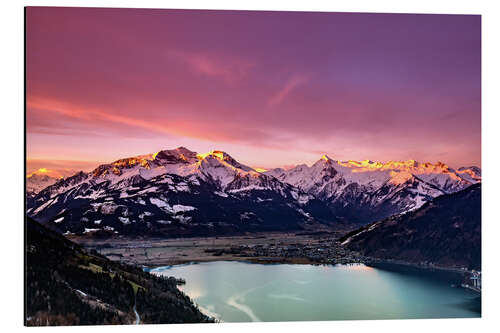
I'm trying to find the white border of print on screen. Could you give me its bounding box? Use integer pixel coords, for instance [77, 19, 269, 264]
[2, 1, 499, 333]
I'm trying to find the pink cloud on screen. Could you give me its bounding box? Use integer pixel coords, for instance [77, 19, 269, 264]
[268, 74, 308, 106]
[168, 50, 255, 83]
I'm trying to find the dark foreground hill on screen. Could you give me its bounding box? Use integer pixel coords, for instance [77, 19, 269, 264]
[25, 217, 214, 326]
[340, 184, 481, 270]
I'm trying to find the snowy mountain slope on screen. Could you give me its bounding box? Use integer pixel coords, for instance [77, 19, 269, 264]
[265, 156, 480, 224]
[456, 166, 482, 183]
[27, 147, 335, 237]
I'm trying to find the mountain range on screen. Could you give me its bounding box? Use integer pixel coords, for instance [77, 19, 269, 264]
[265, 156, 480, 224]
[26, 147, 481, 237]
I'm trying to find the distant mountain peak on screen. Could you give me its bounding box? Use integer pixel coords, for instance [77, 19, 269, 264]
[336, 159, 419, 170]
[27, 172, 57, 181]
[27, 168, 65, 179]
[328, 158, 462, 175]
[26, 169, 61, 195]
[321, 154, 333, 162]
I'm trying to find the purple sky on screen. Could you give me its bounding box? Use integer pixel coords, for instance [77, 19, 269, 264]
[26, 7, 481, 172]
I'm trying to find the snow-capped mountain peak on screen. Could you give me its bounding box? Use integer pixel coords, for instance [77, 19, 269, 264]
[197, 150, 255, 172]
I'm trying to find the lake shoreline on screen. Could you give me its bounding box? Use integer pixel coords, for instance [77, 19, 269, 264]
[144, 255, 353, 268]
[144, 255, 474, 280]
[148, 257, 481, 296]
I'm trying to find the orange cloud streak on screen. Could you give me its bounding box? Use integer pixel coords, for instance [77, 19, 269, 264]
[27, 96, 301, 155]
[27, 97, 246, 143]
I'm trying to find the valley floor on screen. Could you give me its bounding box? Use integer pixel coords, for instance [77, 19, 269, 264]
[69, 230, 362, 267]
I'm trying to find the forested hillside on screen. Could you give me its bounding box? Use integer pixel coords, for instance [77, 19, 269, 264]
[25, 217, 214, 325]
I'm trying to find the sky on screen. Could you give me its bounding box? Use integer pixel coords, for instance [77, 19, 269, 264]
[26, 7, 481, 174]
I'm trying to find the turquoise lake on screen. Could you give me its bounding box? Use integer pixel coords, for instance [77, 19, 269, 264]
[150, 261, 480, 322]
